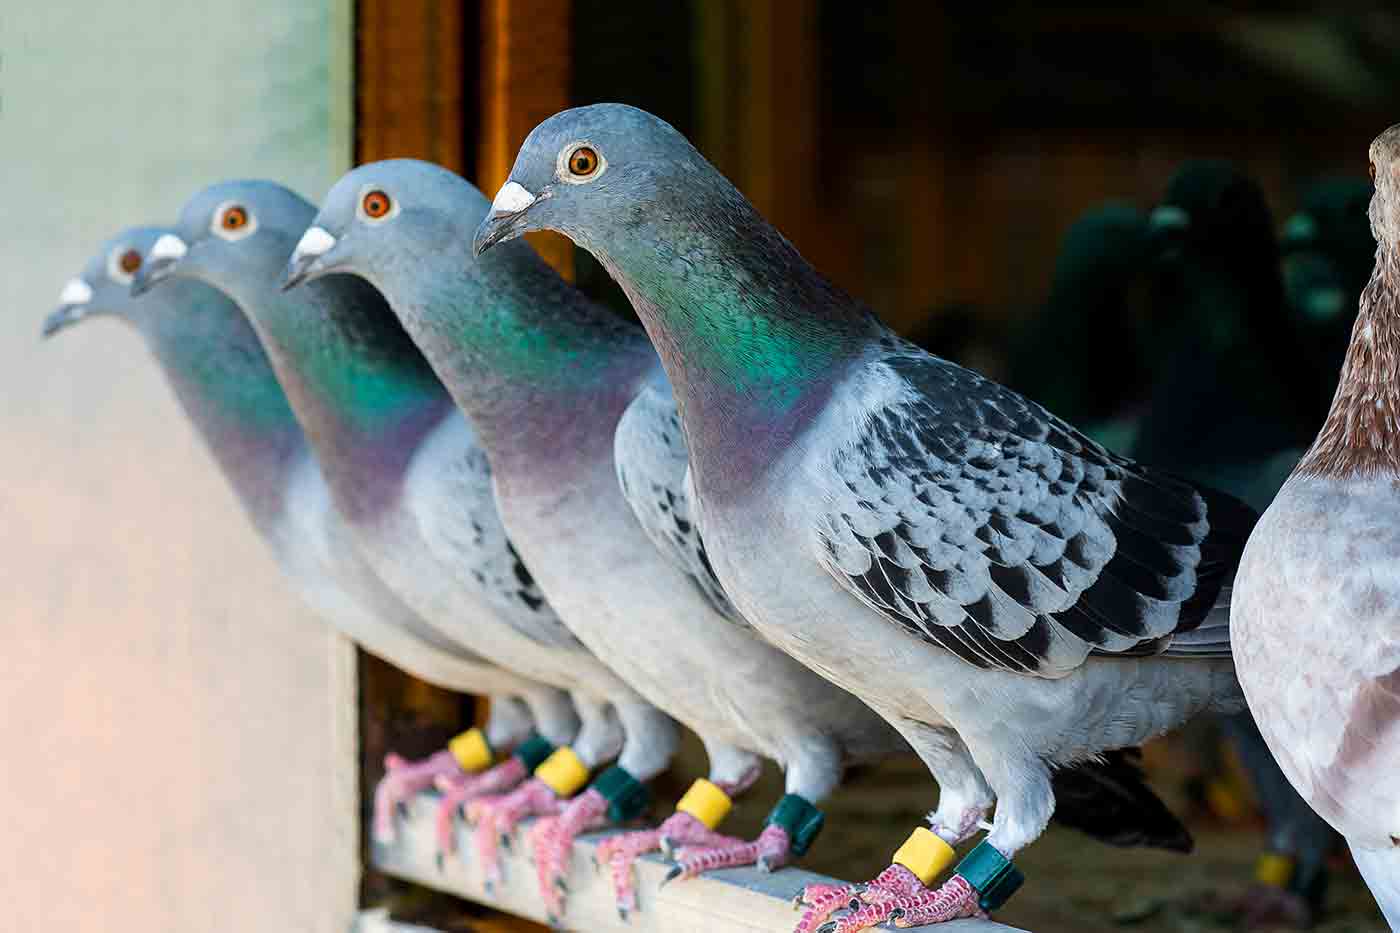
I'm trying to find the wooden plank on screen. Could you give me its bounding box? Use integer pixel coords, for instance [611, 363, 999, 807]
[478, 0, 574, 278]
[373, 790, 1030, 932]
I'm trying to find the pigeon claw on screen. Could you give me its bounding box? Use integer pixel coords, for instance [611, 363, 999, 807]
[468, 778, 565, 884]
[532, 788, 610, 922]
[434, 755, 530, 860]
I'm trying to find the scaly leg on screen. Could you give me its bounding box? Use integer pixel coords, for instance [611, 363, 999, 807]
[796, 724, 994, 933]
[373, 749, 465, 844]
[433, 756, 528, 859]
[817, 740, 1049, 932]
[535, 701, 679, 921]
[600, 743, 761, 918]
[465, 778, 566, 888]
[373, 694, 540, 846]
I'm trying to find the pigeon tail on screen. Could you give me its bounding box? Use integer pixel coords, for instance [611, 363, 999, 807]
[1049, 749, 1194, 853]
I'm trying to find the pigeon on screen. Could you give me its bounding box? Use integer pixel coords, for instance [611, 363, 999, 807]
[1137, 162, 1345, 926]
[476, 104, 1253, 932]
[1136, 161, 1314, 484]
[125, 184, 654, 882]
[1231, 124, 1400, 929]
[1282, 176, 1376, 430]
[280, 158, 914, 920]
[43, 226, 574, 844]
[1004, 203, 1156, 453]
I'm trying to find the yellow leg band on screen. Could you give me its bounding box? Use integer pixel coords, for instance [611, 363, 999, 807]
[893, 827, 957, 886]
[675, 779, 733, 830]
[534, 746, 590, 797]
[1254, 852, 1295, 888]
[447, 727, 493, 773]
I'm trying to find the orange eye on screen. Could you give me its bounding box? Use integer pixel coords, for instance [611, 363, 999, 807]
[222, 206, 249, 230]
[362, 190, 392, 218]
[568, 146, 599, 177]
[119, 249, 142, 274]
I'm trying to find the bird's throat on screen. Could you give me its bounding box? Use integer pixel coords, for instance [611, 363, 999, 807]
[1297, 247, 1400, 479]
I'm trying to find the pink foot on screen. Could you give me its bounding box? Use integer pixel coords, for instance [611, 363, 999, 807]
[529, 788, 611, 922]
[464, 778, 564, 887]
[372, 749, 464, 844]
[667, 823, 793, 884]
[801, 867, 982, 933]
[596, 811, 742, 918]
[794, 864, 931, 933]
[433, 756, 528, 860]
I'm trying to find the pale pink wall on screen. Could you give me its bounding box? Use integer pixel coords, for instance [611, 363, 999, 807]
[0, 2, 358, 930]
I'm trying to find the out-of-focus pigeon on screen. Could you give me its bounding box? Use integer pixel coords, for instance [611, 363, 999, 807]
[1136, 161, 1312, 482]
[126, 185, 655, 879]
[1005, 203, 1156, 453]
[476, 104, 1253, 931]
[1138, 161, 1344, 927]
[1232, 125, 1400, 930]
[44, 227, 572, 843]
[1282, 176, 1376, 429]
[281, 159, 910, 920]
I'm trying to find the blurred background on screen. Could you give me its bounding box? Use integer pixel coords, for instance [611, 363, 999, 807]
[6, 1, 1400, 931]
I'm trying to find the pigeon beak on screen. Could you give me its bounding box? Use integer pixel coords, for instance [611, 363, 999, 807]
[1147, 205, 1191, 259]
[131, 234, 188, 296]
[473, 181, 540, 256]
[280, 225, 338, 291]
[41, 279, 95, 338]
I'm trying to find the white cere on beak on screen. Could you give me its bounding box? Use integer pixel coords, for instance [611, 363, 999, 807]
[489, 181, 537, 217]
[149, 234, 189, 262]
[59, 278, 94, 306]
[1148, 205, 1191, 231]
[293, 226, 337, 261]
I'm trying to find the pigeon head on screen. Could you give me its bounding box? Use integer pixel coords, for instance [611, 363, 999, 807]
[474, 103, 708, 256]
[1146, 160, 1284, 351]
[1149, 160, 1278, 273]
[1283, 177, 1375, 326]
[43, 227, 168, 337]
[1367, 124, 1400, 253]
[43, 225, 299, 456]
[132, 180, 315, 301]
[283, 158, 492, 291]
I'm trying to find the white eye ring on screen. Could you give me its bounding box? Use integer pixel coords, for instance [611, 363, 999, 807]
[556, 141, 607, 185]
[356, 185, 400, 224]
[210, 200, 258, 241]
[106, 246, 142, 285]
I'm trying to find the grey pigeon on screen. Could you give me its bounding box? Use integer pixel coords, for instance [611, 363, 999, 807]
[123, 185, 647, 874]
[43, 226, 572, 845]
[280, 159, 908, 918]
[476, 104, 1253, 932]
[1232, 124, 1400, 929]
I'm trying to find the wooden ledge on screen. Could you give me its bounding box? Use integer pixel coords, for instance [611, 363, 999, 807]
[371, 791, 1028, 932]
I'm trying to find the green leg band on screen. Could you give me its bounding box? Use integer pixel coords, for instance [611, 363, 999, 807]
[764, 793, 825, 857]
[591, 765, 651, 823]
[511, 734, 555, 772]
[954, 839, 1024, 911]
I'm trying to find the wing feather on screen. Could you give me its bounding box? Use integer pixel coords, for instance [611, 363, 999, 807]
[813, 344, 1255, 676]
[615, 375, 748, 626]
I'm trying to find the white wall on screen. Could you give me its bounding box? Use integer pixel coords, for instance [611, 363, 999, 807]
[0, 3, 358, 930]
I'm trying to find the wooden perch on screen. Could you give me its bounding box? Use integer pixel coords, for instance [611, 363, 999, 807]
[372, 791, 1029, 932]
